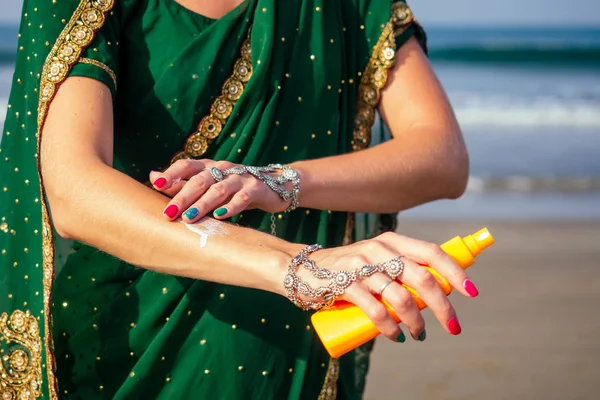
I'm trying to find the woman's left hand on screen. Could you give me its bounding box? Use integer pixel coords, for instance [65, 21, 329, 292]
[149, 159, 290, 222]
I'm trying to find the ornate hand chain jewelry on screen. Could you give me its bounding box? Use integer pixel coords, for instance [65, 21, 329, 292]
[208, 163, 300, 213]
[283, 245, 405, 311]
[244, 164, 300, 212]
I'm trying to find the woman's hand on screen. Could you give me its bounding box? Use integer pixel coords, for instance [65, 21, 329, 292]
[297, 231, 479, 342]
[150, 159, 291, 222]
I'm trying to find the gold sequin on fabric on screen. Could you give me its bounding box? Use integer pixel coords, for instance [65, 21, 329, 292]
[317, 358, 340, 400]
[171, 29, 253, 164]
[79, 57, 117, 90]
[351, 1, 414, 151]
[0, 310, 42, 400]
[35, 1, 116, 398]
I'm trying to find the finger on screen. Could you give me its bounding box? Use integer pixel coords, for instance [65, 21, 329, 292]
[378, 232, 478, 299]
[400, 257, 462, 335]
[212, 191, 252, 219]
[344, 284, 403, 342]
[181, 180, 240, 223]
[163, 172, 229, 221]
[151, 159, 215, 191]
[366, 273, 425, 341]
[160, 179, 186, 198]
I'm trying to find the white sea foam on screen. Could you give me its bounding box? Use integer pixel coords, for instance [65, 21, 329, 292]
[452, 94, 600, 128]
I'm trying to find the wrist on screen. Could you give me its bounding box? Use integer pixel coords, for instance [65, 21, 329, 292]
[266, 240, 306, 297]
[288, 161, 313, 209]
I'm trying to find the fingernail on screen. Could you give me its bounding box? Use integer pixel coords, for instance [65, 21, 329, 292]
[418, 330, 426, 342]
[153, 177, 167, 189]
[396, 331, 406, 343]
[447, 317, 462, 335]
[214, 207, 227, 217]
[164, 204, 179, 219]
[183, 208, 199, 220]
[463, 279, 479, 298]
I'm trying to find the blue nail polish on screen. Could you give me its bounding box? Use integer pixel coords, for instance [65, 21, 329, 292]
[183, 208, 199, 220]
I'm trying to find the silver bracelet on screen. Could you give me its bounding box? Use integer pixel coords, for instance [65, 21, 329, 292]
[283, 245, 405, 311]
[245, 164, 300, 212]
[212, 163, 300, 212]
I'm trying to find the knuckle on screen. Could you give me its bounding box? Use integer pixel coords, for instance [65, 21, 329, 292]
[350, 255, 370, 269]
[378, 231, 397, 241]
[215, 160, 234, 169]
[367, 304, 389, 324]
[426, 243, 446, 259]
[361, 239, 384, 254]
[237, 191, 251, 204]
[394, 290, 415, 311]
[211, 183, 229, 197]
[248, 178, 263, 191]
[189, 175, 207, 190]
[437, 301, 454, 316]
[175, 159, 194, 170]
[414, 268, 437, 288]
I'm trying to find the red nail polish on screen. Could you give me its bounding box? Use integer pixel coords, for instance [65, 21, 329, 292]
[153, 177, 167, 189]
[164, 204, 179, 219]
[463, 279, 479, 298]
[447, 317, 462, 335]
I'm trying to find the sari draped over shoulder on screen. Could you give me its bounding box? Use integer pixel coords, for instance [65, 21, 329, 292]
[0, 0, 426, 398]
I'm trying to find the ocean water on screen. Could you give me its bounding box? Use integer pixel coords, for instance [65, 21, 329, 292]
[1, 24, 599, 219]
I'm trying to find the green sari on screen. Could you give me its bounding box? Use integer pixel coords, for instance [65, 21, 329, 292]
[0, 0, 426, 398]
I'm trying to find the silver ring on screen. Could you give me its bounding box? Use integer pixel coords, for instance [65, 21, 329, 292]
[377, 279, 394, 296]
[209, 167, 225, 182]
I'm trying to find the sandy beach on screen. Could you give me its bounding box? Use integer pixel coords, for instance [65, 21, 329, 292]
[364, 219, 600, 400]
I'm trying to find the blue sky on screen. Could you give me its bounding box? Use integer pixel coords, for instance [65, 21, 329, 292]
[2, 0, 600, 25]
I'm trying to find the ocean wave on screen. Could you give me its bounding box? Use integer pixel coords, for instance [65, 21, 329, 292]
[0, 48, 15, 66]
[428, 45, 600, 67]
[451, 94, 600, 127]
[466, 176, 600, 193]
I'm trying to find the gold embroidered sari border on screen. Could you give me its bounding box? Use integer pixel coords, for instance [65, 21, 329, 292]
[79, 57, 117, 90]
[35, 1, 117, 399]
[170, 28, 253, 164]
[0, 310, 43, 399]
[351, 1, 414, 152]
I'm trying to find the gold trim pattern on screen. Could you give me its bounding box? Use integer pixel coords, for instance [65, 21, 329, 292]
[170, 30, 253, 164]
[342, 2, 415, 248]
[317, 358, 340, 400]
[0, 310, 43, 400]
[36, 1, 116, 398]
[79, 57, 117, 90]
[351, 2, 414, 152]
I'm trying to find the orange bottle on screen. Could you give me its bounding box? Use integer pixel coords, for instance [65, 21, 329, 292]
[310, 227, 495, 358]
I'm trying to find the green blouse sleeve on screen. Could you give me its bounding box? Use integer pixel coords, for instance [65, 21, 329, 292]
[393, 1, 428, 54]
[68, 7, 120, 97]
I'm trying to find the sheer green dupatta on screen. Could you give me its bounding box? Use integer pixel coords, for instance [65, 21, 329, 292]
[0, 1, 117, 398]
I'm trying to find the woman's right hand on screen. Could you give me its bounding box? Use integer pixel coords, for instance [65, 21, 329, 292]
[297, 231, 479, 342]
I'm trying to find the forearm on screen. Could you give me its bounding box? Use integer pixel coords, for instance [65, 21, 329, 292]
[291, 127, 469, 213]
[45, 161, 299, 296]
